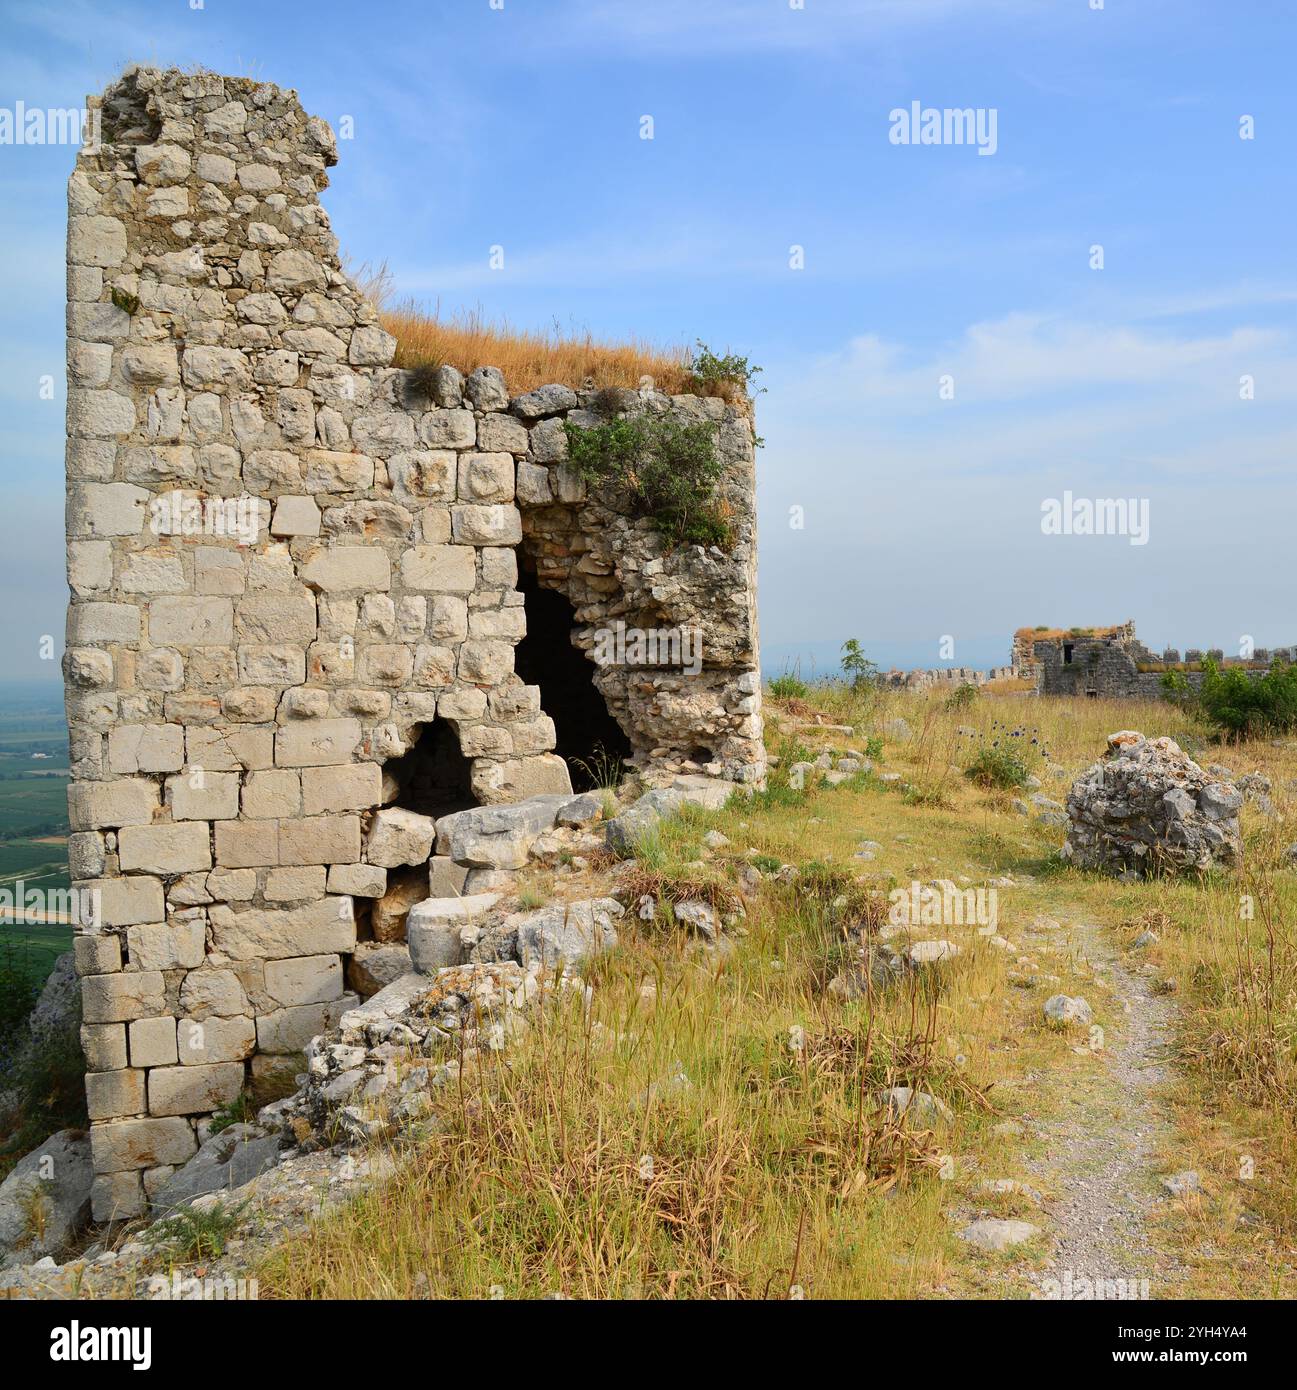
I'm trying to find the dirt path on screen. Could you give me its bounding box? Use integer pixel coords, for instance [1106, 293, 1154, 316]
[1020, 910, 1185, 1298]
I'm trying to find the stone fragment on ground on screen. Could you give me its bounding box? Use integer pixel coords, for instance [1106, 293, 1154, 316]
[673, 900, 721, 940]
[405, 893, 500, 972]
[875, 1085, 953, 1126]
[514, 898, 622, 973]
[347, 941, 413, 997]
[907, 939, 960, 965]
[1160, 1170, 1201, 1198]
[1043, 994, 1093, 1028]
[151, 1123, 282, 1212]
[958, 1217, 1042, 1252]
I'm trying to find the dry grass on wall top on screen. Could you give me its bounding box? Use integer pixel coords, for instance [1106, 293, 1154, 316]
[349, 265, 743, 399]
[380, 301, 701, 396]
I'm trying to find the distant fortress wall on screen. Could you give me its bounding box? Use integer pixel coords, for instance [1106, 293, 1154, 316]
[1013, 623, 1293, 699]
[882, 621, 1293, 699]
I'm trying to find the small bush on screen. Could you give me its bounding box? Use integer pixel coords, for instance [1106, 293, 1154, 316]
[786, 861, 888, 930]
[145, 1200, 247, 1260]
[903, 783, 950, 808]
[964, 746, 1030, 790]
[768, 671, 809, 701]
[0, 939, 41, 1072]
[401, 361, 442, 405]
[945, 683, 979, 711]
[516, 873, 554, 911]
[840, 639, 880, 691]
[207, 1092, 256, 1137]
[0, 945, 87, 1179]
[1163, 658, 1297, 737]
[688, 341, 764, 398]
[571, 745, 626, 792]
[564, 414, 730, 547]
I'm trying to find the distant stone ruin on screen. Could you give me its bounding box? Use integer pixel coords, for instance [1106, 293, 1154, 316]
[1011, 622, 1290, 699]
[62, 67, 762, 1220]
[886, 621, 1291, 699]
[881, 664, 1015, 693]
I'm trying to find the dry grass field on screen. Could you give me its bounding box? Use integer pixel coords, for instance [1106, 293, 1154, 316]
[259, 685, 1297, 1300]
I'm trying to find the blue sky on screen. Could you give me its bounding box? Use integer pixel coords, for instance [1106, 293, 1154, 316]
[1, 0, 1294, 681]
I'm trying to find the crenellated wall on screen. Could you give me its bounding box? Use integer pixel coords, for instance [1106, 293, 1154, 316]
[63, 66, 762, 1220]
[1012, 623, 1291, 699]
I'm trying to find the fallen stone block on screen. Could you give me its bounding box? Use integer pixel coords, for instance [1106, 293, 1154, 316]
[407, 893, 500, 973]
[150, 1123, 282, 1212]
[435, 797, 565, 870]
[514, 898, 622, 974]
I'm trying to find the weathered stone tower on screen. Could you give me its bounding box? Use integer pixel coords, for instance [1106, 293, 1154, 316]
[63, 67, 762, 1219]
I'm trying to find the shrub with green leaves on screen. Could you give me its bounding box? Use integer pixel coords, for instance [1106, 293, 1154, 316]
[767, 671, 809, 700]
[564, 414, 730, 547]
[207, 1091, 256, 1136]
[945, 683, 979, 710]
[145, 1200, 247, 1261]
[689, 340, 764, 396]
[1163, 657, 1297, 737]
[1, 944, 87, 1178]
[0, 939, 41, 1074]
[964, 745, 1030, 790]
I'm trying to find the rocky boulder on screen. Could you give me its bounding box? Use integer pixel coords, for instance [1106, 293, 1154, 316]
[514, 898, 623, 974]
[406, 893, 501, 973]
[150, 1123, 282, 1213]
[370, 867, 429, 943]
[0, 1129, 93, 1267]
[365, 807, 436, 869]
[604, 778, 741, 857]
[1063, 731, 1243, 876]
[346, 942, 413, 998]
[25, 951, 80, 1046]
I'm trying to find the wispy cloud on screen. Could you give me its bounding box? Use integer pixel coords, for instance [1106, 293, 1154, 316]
[779, 311, 1294, 414]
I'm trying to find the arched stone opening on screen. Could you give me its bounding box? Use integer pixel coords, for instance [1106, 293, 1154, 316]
[513, 560, 633, 791]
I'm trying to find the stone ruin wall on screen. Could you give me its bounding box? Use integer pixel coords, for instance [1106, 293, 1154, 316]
[880, 664, 1015, 693]
[62, 66, 763, 1220]
[887, 619, 1294, 701]
[1013, 623, 1293, 700]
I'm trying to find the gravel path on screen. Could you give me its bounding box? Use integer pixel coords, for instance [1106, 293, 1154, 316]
[1023, 913, 1183, 1297]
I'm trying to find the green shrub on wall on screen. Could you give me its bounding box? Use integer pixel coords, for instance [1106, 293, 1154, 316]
[563, 414, 731, 547]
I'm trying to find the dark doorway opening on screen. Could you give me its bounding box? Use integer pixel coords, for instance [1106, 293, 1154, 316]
[383, 719, 476, 820]
[514, 561, 634, 791]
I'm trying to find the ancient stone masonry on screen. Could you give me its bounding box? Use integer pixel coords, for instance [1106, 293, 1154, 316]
[881, 665, 1014, 693]
[1012, 622, 1293, 699]
[890, 622, 1294, 700]
[62, 66, 763, 1219]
